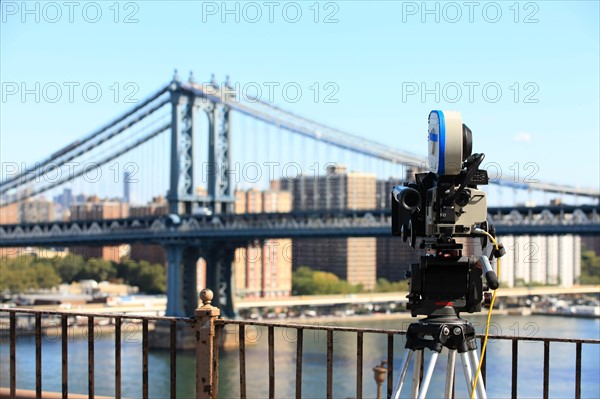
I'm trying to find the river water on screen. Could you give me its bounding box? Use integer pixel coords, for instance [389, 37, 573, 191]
[1, 314, 599, 398]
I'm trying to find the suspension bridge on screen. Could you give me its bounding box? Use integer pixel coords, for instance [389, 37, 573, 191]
[1, 73, 598, 317]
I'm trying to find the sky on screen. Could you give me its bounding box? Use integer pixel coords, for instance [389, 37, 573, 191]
[1, 1, 599, 202]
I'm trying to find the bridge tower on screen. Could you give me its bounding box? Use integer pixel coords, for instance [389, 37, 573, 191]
[164, 72, 237, 317]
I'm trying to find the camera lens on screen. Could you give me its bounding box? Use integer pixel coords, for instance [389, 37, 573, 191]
[455, 190, 471, 207]
[403, 191, 420, 209]
[462, 124, 473, 161]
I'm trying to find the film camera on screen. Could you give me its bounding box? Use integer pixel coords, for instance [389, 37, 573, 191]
[391, 110, 500, 317]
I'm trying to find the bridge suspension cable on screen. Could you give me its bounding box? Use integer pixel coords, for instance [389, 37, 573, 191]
[0, 85, 170, 194]
[179, 82, 599, 199]
[1, 78, 598, 204]
[2, 122, 171, 205]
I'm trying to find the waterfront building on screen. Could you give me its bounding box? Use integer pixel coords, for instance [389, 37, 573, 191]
[281, 165, 378, 289]
[497, 234, 581, 287]
[69, 196, 129, 262]
[232, 188, 293, 298]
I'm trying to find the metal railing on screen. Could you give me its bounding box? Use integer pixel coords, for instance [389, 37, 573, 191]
[1, 290, 599, 399]
[213, 319, 600, 399]
[0, 308, 191, 399]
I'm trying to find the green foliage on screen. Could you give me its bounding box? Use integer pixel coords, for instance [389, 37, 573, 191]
[292, 266, 363, 295]
[52, 254, 86, 282]
[118, 260, 166, 294]
[77, 257, 117, 282]
[0, 256, 61, 292]
[292, 267, 410, 295]
[375, 278, 409, 292]
[0, 254, 166, 294]
[580, 249, 600, 285]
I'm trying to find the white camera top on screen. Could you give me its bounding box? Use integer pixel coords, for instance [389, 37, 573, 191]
[428, 110, 465, 176]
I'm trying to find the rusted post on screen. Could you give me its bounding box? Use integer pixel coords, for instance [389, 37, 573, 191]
[196, 288, 220, 399]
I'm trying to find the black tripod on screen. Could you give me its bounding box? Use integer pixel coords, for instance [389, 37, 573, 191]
[392, 307, 487, 399]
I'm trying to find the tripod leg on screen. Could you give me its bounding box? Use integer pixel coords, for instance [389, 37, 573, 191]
[468, 349, 488, 399]
[445, 349, 456, 398]
[417, 351, 439, 399]
[411, 349, 423, 398]
[392, 350, 413, 399]
[459, 352, 478, 399]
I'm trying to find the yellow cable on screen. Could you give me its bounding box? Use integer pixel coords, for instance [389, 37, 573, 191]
[470, 232, 500, 399]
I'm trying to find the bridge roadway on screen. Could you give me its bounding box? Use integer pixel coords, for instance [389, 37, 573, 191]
[0, 205, 598, 248]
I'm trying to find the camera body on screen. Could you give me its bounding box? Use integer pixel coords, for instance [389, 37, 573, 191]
[392, 110, 492, 316]
[392, 110, 489, 247]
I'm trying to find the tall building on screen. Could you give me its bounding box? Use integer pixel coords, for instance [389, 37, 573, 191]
[232, 188, 293, 297]
[498, 235, 516, 288]
[0, 202, 22, 260]
[280, 165, 376, 210]
[129, 196, 168, 218]
[20, 198, 54, 224]
[69, 197, 129, 262]
[234, 239, 292, 298]
[234, 190, 246, 214]
[245, 188, 263, 213]
[0, 197, 56, 259]
[559, 235, 581, 286]
[0, 202, 19, 224]
[129, 196, 169, 265]
[281, 165, 378, 289]
[376, 238, 420, 282]
[529, 235, 547, 284]
[262, 190, 292, 213]
[70, 196, 129, 220]
[496, 234, 581, 287]
[546, 236, 559, 285]
[54, 188, 74, 220]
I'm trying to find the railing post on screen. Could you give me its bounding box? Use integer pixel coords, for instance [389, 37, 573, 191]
[195, 288, 221, 399]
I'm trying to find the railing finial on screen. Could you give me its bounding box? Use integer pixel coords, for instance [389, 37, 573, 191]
[199, 288, 214, 308]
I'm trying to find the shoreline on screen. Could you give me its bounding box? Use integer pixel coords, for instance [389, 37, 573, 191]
[234, 308, 537, 325]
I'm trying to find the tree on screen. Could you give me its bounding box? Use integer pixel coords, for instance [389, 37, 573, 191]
[133, 261, 166, 294]
[375, 278, 409, 292]
[580, 249, 600, 285]
[74, 257, 117, 282]
[0, 256, 61, 292]
[51, 254, 86, 282]
[292, 266, 363, 295]
[117, 259, 166, 294]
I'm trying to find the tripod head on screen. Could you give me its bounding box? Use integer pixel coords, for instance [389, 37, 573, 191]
[405, 238, 485, 317]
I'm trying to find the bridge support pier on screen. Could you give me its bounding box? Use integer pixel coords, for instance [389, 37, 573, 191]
[165, 244, 202, 317]
[165, 245, 185, 317]
[164, 242, 236, 318]
[205, 245, 237, 319]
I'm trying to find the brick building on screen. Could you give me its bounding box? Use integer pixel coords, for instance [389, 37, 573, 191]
[0, 198, 54, 259]
[69, 197, 129, 262]
[281, 165, 379, 289]
[0, 202, 19, 224]
[232, 189, 293, 298]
